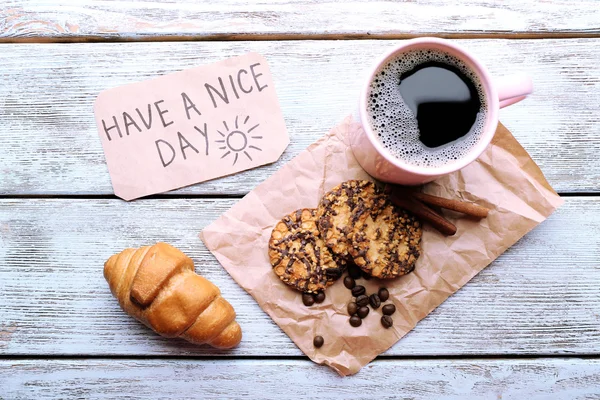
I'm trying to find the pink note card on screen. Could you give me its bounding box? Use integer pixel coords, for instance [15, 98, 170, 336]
[94, 52, 289, 200]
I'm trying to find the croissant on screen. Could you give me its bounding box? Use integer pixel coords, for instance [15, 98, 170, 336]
[103, 242, 242, 349]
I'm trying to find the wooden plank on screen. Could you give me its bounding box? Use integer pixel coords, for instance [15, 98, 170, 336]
[1, 197, 599, 357]
[0, 39, 599, 195]
[2, 358, 600, 398]
[1, 0, 600, 41]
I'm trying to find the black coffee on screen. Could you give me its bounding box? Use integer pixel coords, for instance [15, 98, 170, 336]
[367, 49, 487, 168]
[399, 61, 481, 148]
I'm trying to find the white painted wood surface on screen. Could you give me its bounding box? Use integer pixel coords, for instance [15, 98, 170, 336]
[0, 39, 599, 195]
[1, 197, 598, 356]
[1, 1, 599, 395]
[2, 358, 600, 398]
[2, 0, 600, 40]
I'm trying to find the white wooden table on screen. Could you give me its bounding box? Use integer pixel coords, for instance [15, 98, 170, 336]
[1, 1, 600, 398]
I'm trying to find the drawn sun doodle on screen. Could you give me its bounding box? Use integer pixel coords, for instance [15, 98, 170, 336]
[216, 115, 263, 166]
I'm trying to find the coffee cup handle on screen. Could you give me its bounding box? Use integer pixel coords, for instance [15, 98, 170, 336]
[494, 74, 533, 109]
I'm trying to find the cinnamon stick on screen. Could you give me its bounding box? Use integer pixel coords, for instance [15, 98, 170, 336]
[388, 192, 457, 236]
[410, 192, 489, 219]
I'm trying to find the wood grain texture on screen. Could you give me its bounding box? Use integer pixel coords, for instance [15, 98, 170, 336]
[1, 197, 599, 357]
[1, 0, 600, 41]
[0, 39, 599, 195]
[2, 358, 600, 399]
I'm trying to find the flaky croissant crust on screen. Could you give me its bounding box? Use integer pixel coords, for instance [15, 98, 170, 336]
[104, 242, 242, 349]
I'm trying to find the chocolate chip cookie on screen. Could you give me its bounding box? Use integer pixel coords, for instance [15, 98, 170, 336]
[350, 200, 422, 279]
[269, 208, 342, 293]
[317, 180, 386, 259]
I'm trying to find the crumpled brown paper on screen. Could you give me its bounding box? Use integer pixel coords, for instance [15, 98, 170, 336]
[200, 116, 563, 376]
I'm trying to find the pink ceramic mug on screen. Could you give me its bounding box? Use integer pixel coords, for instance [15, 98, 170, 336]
[351, 37, 533, 185]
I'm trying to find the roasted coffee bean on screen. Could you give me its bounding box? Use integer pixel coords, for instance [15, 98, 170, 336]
[314, 291, 326, 303]
[325, 267, 342, 280]
[302, 293, 315, 306]
[313, 336, 324, 348]
[362, 270, 372, 280]
[349, 315, 362, 327]
[347, 302, 359, 316]
[343, 276, 356, 289]
[382, 304, 396, 315]
[351, 285, 366, 297]
[356, 294, 369, 307]
[369, 294, 381, 309]
[381, 315, 393, 329]
[348, 264, 362, 279]
[378, 288, 390, 302]
[357, 306, 370, 319]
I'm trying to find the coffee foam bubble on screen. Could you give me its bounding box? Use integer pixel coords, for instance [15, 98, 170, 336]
[367, 48, 487, 168]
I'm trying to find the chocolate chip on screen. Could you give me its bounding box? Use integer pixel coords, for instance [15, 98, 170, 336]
[347, 302, 358, 316]
[343, 276, 356, 289]
[362, 270, 372, 280]
[356, 294, 369, 307]
[369, 294, 381, 309]
[351, 285, 366, 297]
[357, 306, 369, 319]
[313, 336, 324, 348]
[349, 315, 362, 327]
[381, 315, 393, 329]
[314, 291, 326, 303]
[378, 288, 389, 302]
[325, 267, 342, 280]
[302, 293, 315, 306]
[348, 264, 362, 279]
[382, 304, 396, 315]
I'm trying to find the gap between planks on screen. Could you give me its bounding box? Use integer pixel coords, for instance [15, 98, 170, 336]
[0, 193, 596, 199]
[2, 31, 600, 44]
[2, 354, 600, 361]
